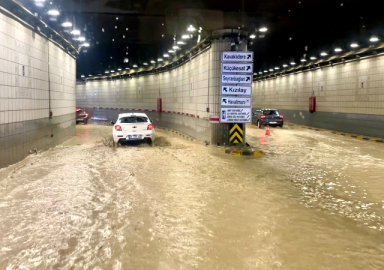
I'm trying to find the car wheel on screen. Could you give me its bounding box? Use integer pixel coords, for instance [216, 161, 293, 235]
[83, 119, 88, 125]
[280, 124, 284, 128]
[257, 120, 263, 129]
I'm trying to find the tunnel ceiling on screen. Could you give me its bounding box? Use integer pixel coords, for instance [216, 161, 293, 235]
[13, 0, 384, 78]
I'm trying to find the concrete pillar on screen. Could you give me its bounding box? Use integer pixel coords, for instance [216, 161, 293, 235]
[208, 30, 248, 145]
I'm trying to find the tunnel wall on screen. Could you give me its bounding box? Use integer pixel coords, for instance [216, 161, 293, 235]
[252, 56, 384, 138]
[0, 12, 76, 168]
[76, 41, 230, 143]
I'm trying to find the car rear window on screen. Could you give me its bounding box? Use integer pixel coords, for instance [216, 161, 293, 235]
[263, 110, 279, 116]
[119, 116, 148, 123]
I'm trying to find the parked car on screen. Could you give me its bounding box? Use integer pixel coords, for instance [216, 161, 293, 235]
[253, 108, 284, 128]
[111, 113, 155, 145]
[76, 108, 89, 124]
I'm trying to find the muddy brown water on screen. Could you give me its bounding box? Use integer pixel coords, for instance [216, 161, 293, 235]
[1, 123, 384, 269]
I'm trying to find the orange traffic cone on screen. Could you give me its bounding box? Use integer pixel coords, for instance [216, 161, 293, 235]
[265, 125, 270, 136]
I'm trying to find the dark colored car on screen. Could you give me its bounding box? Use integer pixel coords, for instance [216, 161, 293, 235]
[253, 108, 284, 128]
[76, 108, 89, 124]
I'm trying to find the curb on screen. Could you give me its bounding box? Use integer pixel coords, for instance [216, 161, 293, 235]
[225, 148, 262, 156]
[304, 126, 384, 143]
[157, 127, 199, 143]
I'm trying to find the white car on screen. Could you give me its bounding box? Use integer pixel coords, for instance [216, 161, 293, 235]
[112, 113, 155, 144]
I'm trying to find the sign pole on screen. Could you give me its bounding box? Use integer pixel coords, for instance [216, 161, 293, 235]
[220, 51, 253, 146]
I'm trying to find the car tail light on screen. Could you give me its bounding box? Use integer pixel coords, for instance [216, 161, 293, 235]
[76, 109, 81, 112]
[84, 113, 89, 118]
[260, 115, 266, 119]
[147, 124, 153, 130]
[279, 115, 284, 119]
[115, 125, 122, 131]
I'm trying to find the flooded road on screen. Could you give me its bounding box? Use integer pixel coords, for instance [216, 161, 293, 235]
[1, 123, 384, 269]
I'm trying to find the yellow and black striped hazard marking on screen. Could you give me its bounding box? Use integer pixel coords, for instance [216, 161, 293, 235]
[229, 124, 244, 144]
[225, 148, 262, 156]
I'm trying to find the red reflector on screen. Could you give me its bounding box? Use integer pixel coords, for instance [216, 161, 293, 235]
[260, 115, 266, 119]
[84, 113, 89, 118]
[279, 115, 284, 119]
[147, 124, 153, 130]
[115, 125, 122, 131]
[117, 135, 123, 137]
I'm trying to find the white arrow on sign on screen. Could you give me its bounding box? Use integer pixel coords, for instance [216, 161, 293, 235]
[221, 97, 251, 107]
[220, 107, 252, 123]
[221, 63, 253, 74]
[221, 74, 253, 85]
[222, 51, 253, 62]
[221, 85, 252, 96]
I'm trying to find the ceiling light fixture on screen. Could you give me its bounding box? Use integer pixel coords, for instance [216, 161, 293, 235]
[125, 68, 129, 70]
[269, 69, 273, 71]
[115, 26, 117, 29]
[172, 45, 179, 50]
[163, 54, 169, 58]
[81, 43, 90, 47]
[168, 50, 175, 53]
[320, 52, 328, 56]
[301, 58, 307, 62]
[81, 75, 85, 78]
[143, 63, 148, 66]
[116, 17, 119, 20]
[310, 56, 317, 60]
[47, 9, 60, 16]
[105, 71, 109, 74]
[126, 28, 129, 31]
[275, 67, 280, 70]
[290, 62, 296, 65]
[283, 64, 288, 67]
[111, 70, 115, 72]
[182, 34, 190, 39]
[71, 29, 80, 35]
[370, 36, 379, 42]
[150, 60, 156, 64]
[157, 58, 163, 62]
[132, 64, 138, 68]
[88, 75, 92, 77]
[177, 41, 185, 45]
[77, 36, 85, 42]
[259, 27, 268, 32]
[350, 43, 359, 48]
[188, 25, 196, 32]
[259, 72, 263, 74]
[334, 48, 343, 52]
[264, 70, 268, 73]
[61, 21, 72, 27]
[250, 34, 256, 39]
[118, 68, 122, 71]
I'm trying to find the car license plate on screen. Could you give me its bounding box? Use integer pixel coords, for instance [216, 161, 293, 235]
[127, 135, 141, 139]
[269, 122, 277, 124]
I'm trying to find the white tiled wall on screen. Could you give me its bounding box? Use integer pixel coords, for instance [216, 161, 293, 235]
[0, 12, 76, 124]
[77, 48, 212, 118]
[252, 56, 384, 115]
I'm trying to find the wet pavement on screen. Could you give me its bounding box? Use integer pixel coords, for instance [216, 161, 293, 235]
[1, 123, 384, 269]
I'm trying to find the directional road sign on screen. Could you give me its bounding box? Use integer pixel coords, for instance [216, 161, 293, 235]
[221, 63, 253, 74]
[220, 107, 252, 123]
[221, 97, 251, 107]
[221, 85, 252, 96]
[221, 74, 253, 85]
[222, 51, 254, 62]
